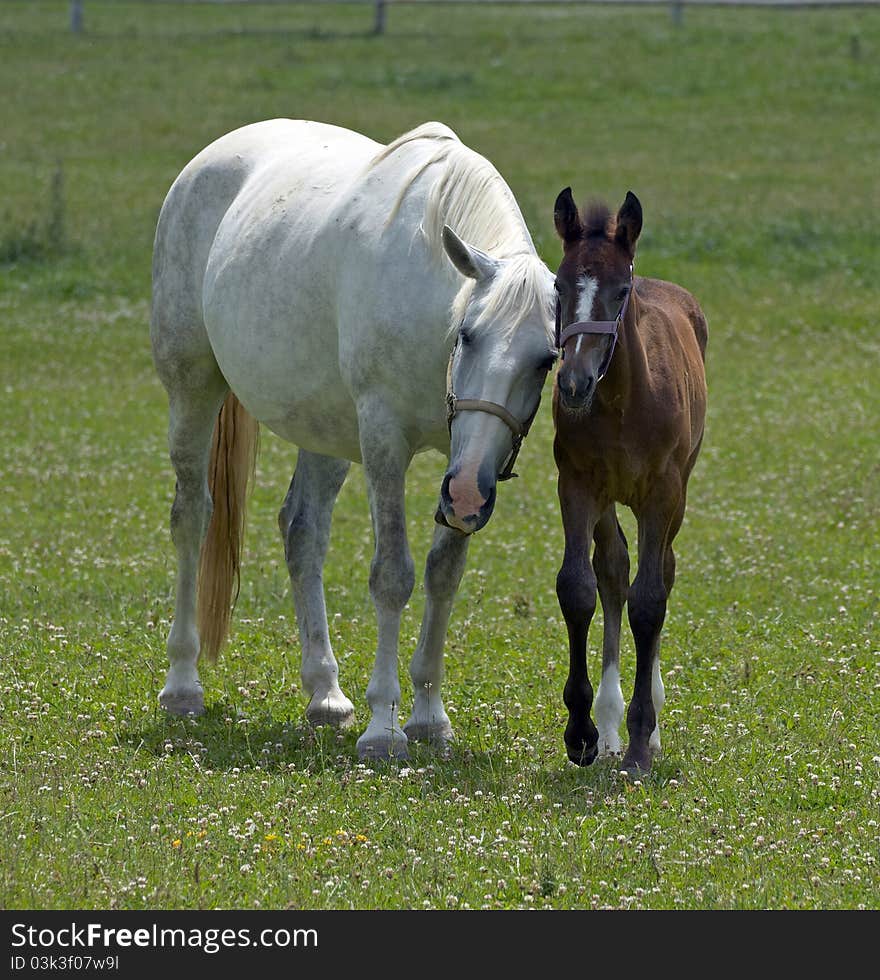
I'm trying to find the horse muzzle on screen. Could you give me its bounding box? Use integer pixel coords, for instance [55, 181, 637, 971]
[435, 466, 497, 534]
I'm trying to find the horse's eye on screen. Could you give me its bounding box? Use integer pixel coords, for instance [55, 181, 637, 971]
[460, 328, 472, 346]
[616, 288, 628, 302]
[540, 353, 558, 372]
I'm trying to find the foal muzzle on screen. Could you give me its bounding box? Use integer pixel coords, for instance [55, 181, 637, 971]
[554, 270, 634, 381]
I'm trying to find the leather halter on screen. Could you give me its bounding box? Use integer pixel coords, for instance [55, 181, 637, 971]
[555, 267, 634, 381]
[444, 337, 541, 482]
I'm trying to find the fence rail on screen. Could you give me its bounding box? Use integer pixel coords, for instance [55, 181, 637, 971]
[66, 0, 880, 36]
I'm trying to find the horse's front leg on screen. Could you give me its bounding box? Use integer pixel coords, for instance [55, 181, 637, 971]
[355, 395, 415, 761]
[278, 450, 354, 729]
[556, 468, 601, 766]
[404, 523, 470, 749]
[625, 481, 681, 773]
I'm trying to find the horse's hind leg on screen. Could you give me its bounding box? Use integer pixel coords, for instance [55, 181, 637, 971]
[404, 524, 470, 749]
[159, 372, 229, 715]
[278, 450, 354, 729]
[592, 505, 630, 757]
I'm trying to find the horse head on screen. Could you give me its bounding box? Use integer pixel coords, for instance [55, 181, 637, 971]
[553, 189, 641, 412]
[436, 226, 557, 534]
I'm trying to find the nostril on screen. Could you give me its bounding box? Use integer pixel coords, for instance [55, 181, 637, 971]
[440, 472, 452, 501]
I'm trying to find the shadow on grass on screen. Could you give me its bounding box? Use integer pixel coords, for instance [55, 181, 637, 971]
[121, 701, 685, 805]
[122, 701, 360, 773]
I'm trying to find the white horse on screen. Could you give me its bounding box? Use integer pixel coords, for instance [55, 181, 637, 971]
[150, 119, 556, 760]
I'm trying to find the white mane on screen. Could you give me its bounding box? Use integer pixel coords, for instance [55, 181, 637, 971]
[369, 122, 554, 341]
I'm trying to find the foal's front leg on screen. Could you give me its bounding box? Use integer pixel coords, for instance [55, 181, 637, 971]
[625, 484, 680, 773]
[355, 395, 415, 761]
[556, 471, 601, 765]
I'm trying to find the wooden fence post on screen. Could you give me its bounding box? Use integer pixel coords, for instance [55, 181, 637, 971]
[374, 0, 387, 35]
[70, 0, 84, 34]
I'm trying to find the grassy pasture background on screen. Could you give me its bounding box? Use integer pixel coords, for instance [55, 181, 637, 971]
[1, 1, 878, 909]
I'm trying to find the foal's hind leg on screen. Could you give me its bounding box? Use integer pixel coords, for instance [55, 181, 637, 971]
[593, 506, 630, 757]
[159, 374, 229, 715]
[278, 450, 354, 729]
[404, 523, 470, 749]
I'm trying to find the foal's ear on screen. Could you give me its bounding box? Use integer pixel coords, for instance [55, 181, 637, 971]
[554, 187, 583, 246]
[442, 225, 499, 281]
[615, 191, 643, 255]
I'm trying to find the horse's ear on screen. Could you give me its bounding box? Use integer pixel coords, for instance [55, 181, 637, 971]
[554, 187, 583, 246]
[615, 191, 642, 255]
[442, 225, 498, 281]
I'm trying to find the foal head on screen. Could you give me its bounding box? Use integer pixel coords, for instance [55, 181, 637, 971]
[436, 226, 557, 534]
[553, 189, 642, 412]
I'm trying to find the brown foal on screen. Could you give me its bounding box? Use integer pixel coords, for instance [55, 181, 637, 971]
[551, 189, 707, 773]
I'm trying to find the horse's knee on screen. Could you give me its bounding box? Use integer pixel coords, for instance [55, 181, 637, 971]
[370, 551, 415, 611]
[628, 587, 666, 647]
[424, 536, 468, 603]
[556, 562, 597, 624]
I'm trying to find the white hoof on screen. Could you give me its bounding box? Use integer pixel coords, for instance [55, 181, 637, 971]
[403, 717, 454, 750]
[597, 732, 622, 758]
[306, 690, 356, 729]
[356, 729, 409, 762]
[159, 685, 205, 716]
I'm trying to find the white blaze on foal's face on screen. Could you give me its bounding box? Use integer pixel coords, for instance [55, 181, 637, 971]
[574, 274, 599, 356]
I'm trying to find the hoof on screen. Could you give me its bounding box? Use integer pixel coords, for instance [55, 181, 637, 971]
[621, 746, 653, 774]
[403, 718, 454, 750]
[306, 692, 356, 730]
[597, 735, 622, 759]
[356, 732, 409, 762]
[565, 717, 598, 767]
[566, 741, 598, 767]
[159, 687, 205, 717]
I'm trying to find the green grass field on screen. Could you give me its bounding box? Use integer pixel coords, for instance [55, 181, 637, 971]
[1, 0, 878, 910]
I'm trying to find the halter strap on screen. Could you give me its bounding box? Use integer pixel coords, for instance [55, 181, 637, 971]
[559, 317, 618, 348]
[444, 340, 540, 482]
[554, 269, 634, 381]
[450, 398, 526, 438]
